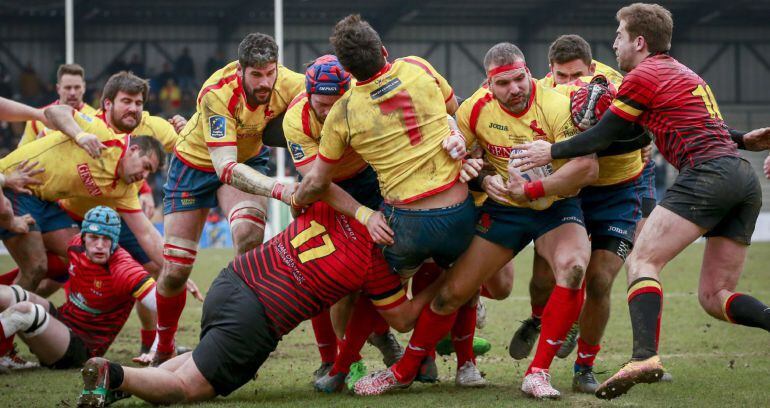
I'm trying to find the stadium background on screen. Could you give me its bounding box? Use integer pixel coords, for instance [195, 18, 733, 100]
[0, 3, 769, 406]
[1, 0, 770, 242]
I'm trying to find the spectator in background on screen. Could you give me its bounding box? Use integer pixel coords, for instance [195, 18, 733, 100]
[205, 50, 226, 76]
[153, 62, 175, 93]
[174, 47, 196, 92]
[127, 54, 146, 78]
[106, 56, 128, 77]
[0, 66, 12, 99]
[159, 78, 181, 115]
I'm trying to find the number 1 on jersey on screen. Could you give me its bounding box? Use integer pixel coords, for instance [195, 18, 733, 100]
[379, 90, 423, 145]
[290, 221, 336, 263]
[692, 84, 723, 120]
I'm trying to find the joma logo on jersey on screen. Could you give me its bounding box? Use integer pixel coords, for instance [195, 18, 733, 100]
[76, 164, 102, 196]
[489, 122, 509, 131]
[209, 115, 226, 139]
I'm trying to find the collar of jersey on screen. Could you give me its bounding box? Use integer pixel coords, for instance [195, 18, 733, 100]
[497, 79, 537, 118]
[356, 62, 392, 86]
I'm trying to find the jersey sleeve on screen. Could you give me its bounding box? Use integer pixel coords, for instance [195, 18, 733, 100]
[363, 250, 407, 310]
[317, 99, 350, 163]
[401, 56, 455, 103]
[200, 91, 238, 148]
[20, 121, 40, 146]
[110, 248, 155, 299]
[609, 66, 657, 122]
[455, 98, 477, 149]
[137, 114, 178, 152]
[283, 100, 319, 167]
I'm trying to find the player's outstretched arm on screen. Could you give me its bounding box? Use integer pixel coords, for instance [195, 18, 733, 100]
[209, 145, 294, 203]
[0, 96, 46, 123]
[511, 110, 632, 171]
[44, 105, 105, 158]
[506, 155, 598, 203]
[736, 127, 770, 151]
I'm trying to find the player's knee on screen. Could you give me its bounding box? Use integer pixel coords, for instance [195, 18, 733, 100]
[1, 302, 49, 337]
[433, 285, 466, 315]
[160, 267, 191, 292]
[554, 260, 586, 289]
[585, 272, 613, 300]
[228, 204, 266, 254]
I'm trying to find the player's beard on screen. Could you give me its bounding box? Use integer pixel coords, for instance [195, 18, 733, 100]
[502, 88, 530, 114]
[111, 107, 140, 133]
[245, 83, 273, 106]
[65, 98, 81, 109]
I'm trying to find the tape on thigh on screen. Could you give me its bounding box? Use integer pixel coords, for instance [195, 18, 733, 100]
[228, 201, 266, 230]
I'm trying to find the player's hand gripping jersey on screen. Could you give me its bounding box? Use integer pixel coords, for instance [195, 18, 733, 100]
[174, 61, 303, 170]
[231, 201, 407, 337]
[456, 80, 579, 210]
[57, 235, 155, 357]
[317, 56, 458, 204]
[608, 54, 737, 169]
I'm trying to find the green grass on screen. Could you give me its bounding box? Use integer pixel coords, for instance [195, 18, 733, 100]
[2, 243, 770, 407]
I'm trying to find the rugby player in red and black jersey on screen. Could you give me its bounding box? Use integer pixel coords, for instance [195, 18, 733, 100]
[75, 196, 444, 406]
[512, 3, 770, 400]
[0, 206, 156, 374]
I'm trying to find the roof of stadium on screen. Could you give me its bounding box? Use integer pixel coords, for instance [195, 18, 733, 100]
[2, 0, 768, 36]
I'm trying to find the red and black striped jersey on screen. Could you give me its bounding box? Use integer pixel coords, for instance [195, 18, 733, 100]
[232, 202, 407, 337]
[57, 236, 155, 357]
[609, 54, 737, 170]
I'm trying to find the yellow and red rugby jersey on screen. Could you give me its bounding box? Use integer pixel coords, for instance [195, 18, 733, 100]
[0, 123, 141, 210]
[174, 61, 303, 171]
[20, 100, 97, 147]
[318, 56, 458, 204]
[284, 92, 368, 181]
[549, 66, 643, 186]
[456, 80, 579, 210]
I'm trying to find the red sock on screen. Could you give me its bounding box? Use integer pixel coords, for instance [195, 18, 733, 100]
[0, 332, 13, 356]
[575, 337, 601, 368]
[156, 290, 186, 353]
[411, 263, 442, 295]
[372, 312, 389, 336]
[140, 329, 156, 351]
[311, 309, 338, 364]
[45, 252, 68, 280]
[0, 269, 18, 286]
[527, 286, 583, 374]
[391, 305, 457, 383]
[330, 297, 377, 375]
[452, 302, 477, 366]
[531, 304, 545, 320]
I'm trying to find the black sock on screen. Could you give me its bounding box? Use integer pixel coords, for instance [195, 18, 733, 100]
[726, 294, 770, 331]
[108, 362, 125, 390]
[627, 277, 663, 360]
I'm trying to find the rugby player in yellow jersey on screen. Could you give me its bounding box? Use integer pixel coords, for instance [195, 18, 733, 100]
[21, 64, 98, 145]
[0, 117, 163, 292]
[356, 42, 598, 398]
[155, 33, 303, 364]
[507, 34, 660, 393]
[294, 15, 486, 390]
[284, 55, 404, 388]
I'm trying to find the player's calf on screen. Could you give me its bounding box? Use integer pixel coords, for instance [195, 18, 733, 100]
[228, 203, 266, 255]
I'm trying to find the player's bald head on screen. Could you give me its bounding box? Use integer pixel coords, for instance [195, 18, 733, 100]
[483, 42, 526, 71]
[238, 33, 279, 69]
[330, 14, 385, 81]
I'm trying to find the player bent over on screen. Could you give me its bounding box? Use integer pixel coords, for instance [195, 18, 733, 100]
[0, 206, 156, 376]
[75, 199, 444, 406]
[512, 3, 770, 399]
